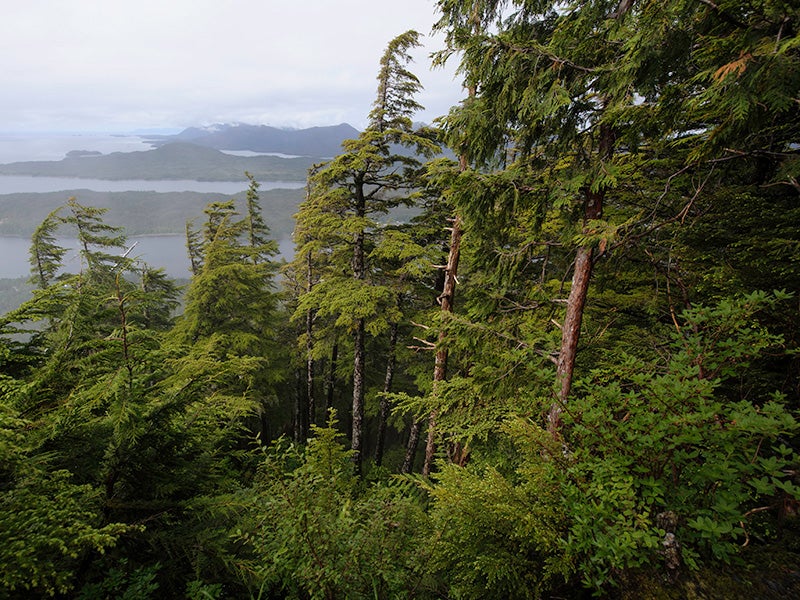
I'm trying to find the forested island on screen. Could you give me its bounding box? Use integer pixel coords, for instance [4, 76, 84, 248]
[0, 188, 304, 238]
[1, 1, 799, 599]
[0, 142, 316, 182]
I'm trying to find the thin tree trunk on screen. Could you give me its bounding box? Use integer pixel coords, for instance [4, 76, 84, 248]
[374, 322, 399, 466]
[419, 7, 478, 472]
[548, 242, 595, 433]
[293, 368, 306, 443]
[401, 419, 422, 474]
[351, 180, 366, 474]
[306, 316, 315, 431]
[548, 121, 612, 435]
[352, 318, 366, 474]
[306, 250, 315, 430]
[325, 342, 338, 416]
[547, 123, 616, 437]
[422, 214, 463, 476]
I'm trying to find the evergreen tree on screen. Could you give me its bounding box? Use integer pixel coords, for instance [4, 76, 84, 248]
[293, 30, 440, 473]
[28, 207, 66, 289]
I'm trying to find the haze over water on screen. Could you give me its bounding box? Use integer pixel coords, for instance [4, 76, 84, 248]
[0, 133, 298, 278]
[0, 132, 155, 163]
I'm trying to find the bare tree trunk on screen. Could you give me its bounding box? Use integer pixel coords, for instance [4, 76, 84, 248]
[547, 123, 616, 437]
[548, 121, 613, 435]
[293, 368, 306, 443]
[325, 342, 338, 416]
[352, 318, 366, 474]
[419, 7, 479, 472]
[422, 214, 463, 476]
[548, 242, 595, 434]
[306, 251, 315, 430]
[351, 182, 366, 474]
[375, 322, 398, 466]
[401, 419, 422, 474]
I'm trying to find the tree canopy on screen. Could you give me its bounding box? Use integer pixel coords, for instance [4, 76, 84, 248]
[1, 4, 799, 597]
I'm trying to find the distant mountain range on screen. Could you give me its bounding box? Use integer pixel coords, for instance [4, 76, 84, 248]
[146, 123, 360, 157]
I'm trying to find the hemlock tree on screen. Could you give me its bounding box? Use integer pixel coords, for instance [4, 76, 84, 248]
[414, 1, 483, 475]
[415, 0, 800, 593]
[171, 197, 284, 442]
[28, 207, 66, 289]
[434, 0, 642, 435]
[293, 30, 440, 473]
[0, 200, 185, 597]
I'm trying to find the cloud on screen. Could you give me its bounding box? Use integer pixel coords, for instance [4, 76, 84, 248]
[0, 0, 463, 132]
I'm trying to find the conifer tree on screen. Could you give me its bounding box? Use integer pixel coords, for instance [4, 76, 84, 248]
[433, 0, 800, 438]
[293, 31, 440, 473]
[28, 207, 66, 289]
[64, 196, 127, 282]
[172, 195, 284, 446]
[244, 171, 279, 265]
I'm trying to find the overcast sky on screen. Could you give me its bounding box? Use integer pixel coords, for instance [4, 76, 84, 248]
[0, 0, 465, 133]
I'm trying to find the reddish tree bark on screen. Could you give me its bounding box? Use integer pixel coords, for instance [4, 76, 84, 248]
[548, 122, 614, 435]
[422, 214, 463, 476]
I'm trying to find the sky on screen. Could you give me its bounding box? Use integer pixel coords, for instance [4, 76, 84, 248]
[0, 0, 465, 133]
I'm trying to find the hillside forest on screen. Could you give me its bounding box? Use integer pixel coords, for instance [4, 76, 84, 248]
[2, 1, 799, 598]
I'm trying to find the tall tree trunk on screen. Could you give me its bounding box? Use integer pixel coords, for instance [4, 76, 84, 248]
[422, 214, 464, 476]
[306, 250, 315, 430]
[548, 123, 613, 435]
[352, 318, 366, 474]
[374, 322, 398, 466]
[293, 367, 307, 443]
[325, 342, 338, 416]
[401, 418, 422, 474]
[548, 239, 596, 434]
[420, 6, 478, 472]
[351, 181, 367, 474]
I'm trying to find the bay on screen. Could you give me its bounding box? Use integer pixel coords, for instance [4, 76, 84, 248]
[0, 174, 304, 195]
[0, 132, 156, 163]
[0, 235, 294, 279]
[0, 133, 299, 279]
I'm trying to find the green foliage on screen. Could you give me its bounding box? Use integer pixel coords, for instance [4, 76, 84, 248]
[560, 292, 799, 588]
[63, 196, 127, 278]
[0, 403, 131, 597]
[0, 5, 798, 599]
[0, 197, 276, 596]
[28, 207, 67, 289]
[422, 454, 570, 599]
[229, 415, 431, 599]
[413, 293, 799, 596]
[76, 560, 160, 600]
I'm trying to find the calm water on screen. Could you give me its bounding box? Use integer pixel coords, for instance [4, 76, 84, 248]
[0, 132, 156, 163]
[0, 175, 303, 194]
[0, 133, 306, 193]
[0, 235, 294, 279]
[0, 133, 297, 278]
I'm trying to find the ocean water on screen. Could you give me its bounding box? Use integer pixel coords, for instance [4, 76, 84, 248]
[0, 133, 305, 194]
[0, 235, 295, 279]
[0, 175, 303, 195]
[0, 132, 155, 163]
[0, 133, 298, 278]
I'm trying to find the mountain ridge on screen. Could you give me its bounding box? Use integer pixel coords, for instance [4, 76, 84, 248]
[0, 142, 318, 182]
[148, 122, 360, 157]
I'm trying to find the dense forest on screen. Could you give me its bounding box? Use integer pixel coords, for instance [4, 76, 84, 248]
[2, 1, 799, 598]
